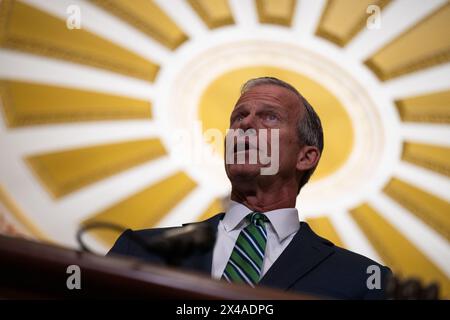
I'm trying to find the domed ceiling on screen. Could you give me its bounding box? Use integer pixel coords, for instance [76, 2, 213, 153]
[0, 0, 448, 296]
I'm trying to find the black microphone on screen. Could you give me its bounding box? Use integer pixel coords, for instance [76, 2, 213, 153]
[139, 222, 216, 266]
[77, 221, 216, 266]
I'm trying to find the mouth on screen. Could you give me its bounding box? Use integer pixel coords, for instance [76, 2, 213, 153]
[234, 140, 257, 153]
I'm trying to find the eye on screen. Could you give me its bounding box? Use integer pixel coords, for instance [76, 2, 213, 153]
[265, 113, 279, 121]
[233, 114, 244, 122]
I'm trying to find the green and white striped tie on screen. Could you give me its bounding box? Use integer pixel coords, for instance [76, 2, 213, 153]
[222, 212, 268, 287]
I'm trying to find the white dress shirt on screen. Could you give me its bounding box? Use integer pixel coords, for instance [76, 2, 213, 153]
[211, 200, 300, 279]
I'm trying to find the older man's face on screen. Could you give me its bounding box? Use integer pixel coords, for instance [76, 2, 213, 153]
[225, 84, 304, 182]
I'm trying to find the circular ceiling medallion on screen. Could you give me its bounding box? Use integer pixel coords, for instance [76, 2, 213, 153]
[156, 35, 399, 215]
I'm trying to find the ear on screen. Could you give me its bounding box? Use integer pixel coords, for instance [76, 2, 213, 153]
[296, 145, 321, 171]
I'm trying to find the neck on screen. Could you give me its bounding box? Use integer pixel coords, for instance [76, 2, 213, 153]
[230, 176, 298, 212]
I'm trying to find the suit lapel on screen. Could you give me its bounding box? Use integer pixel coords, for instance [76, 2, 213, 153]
[259, 222, 335, 290]
[180, 213, 224, 274]
[176, 215, 335, 289]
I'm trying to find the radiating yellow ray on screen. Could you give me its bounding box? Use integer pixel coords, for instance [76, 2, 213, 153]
[395, 90, 450, 123]
[89, 0, 188, 50]
[0, 0, 159, 82]
[316, 0, 391, 47]
[0, 184, 52, 242]
[187, 0, 234, 29]
[83, 171, 197, 246]
[26, 138, 167, 198]
[196, 197, 225, 222]
[306, 216, 344, 247]
[402, 142, 450, 178]
[0, 80, 152, 127]
[365, 3, 450, 81]
[256, 0, 297, 26]
[383, 177, 450, 242]
[350, 203, 449, 298]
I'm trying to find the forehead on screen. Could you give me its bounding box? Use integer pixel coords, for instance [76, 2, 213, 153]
[235, 84, 301, 110]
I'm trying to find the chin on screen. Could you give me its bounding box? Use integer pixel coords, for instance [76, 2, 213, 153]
[226, 163, 262, 180]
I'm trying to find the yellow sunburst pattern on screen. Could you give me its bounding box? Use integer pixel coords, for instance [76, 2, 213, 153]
[0, 0, 448, 297]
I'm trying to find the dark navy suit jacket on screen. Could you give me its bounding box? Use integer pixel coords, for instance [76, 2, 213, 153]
[108, 213, 391, 299]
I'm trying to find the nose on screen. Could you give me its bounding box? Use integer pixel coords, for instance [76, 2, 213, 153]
[238, 113, 257, 131]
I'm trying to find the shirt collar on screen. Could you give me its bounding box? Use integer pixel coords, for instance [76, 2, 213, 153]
[223, 200, 300, 241]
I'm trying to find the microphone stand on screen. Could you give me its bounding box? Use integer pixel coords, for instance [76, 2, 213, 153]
[77, 221, 216, 267]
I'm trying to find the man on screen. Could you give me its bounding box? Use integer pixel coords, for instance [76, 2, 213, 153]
[108, 77, 391, 299]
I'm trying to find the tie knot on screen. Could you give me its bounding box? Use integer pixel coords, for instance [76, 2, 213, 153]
[247, 212, 268, 226]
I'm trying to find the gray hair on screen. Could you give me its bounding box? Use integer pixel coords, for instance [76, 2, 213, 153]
[241, 77, 324, 193]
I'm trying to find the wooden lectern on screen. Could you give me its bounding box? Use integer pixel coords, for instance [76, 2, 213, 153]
[0, 234, 318, 299]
